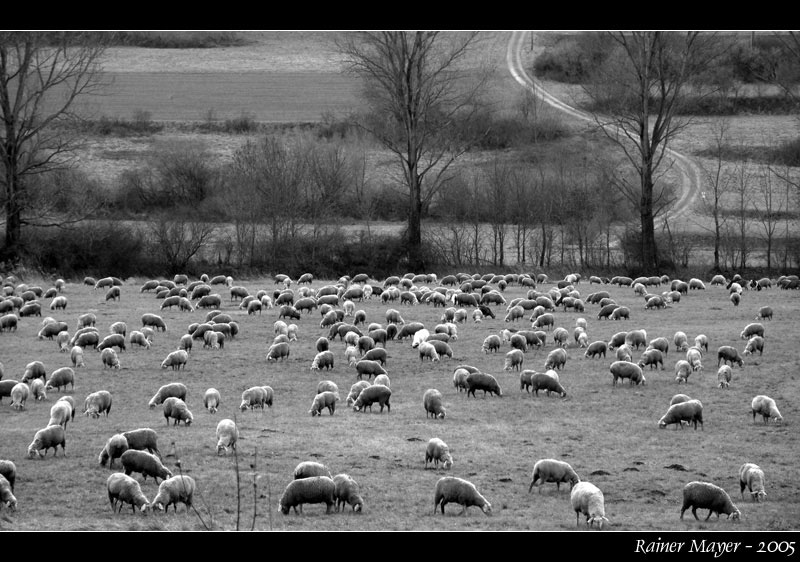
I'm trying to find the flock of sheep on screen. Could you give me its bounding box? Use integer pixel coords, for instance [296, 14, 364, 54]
[0, 268, 794, 530]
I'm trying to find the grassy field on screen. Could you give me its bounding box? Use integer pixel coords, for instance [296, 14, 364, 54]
[0, 271, 797, 532]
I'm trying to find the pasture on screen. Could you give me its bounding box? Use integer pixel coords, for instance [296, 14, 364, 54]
[0, 272, 797, 532]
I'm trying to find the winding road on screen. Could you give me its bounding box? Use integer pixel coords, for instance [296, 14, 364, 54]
[506, 30, 703, 220]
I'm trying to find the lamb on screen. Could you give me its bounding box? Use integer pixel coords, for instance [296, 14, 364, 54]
[544, 348, 567, 370]
[570, 481, 609, 530]
[44, 366, 75, 393]
[141, 313, 167, 332]
[148, 382, 188, 409]
[751, 395, 782, 424]
[433, 476, 492, 515]
[98, 433, 129, 468]
[680, 481, 741, 521]
[107, 473, 151, 514]
[504, 349, 525, 372]
[0, 460, 15, 493]
[0, 474, 16, 511]
[423, 388, 446, 419]
[740, 322, 765, 340]
[425, 437, 453, 470]
[122, 428, 161, 458]
[466, 372, 502, 398]
[30, 378, 47, 401]
[346, 381, 371, 406]
[48, 399, 73, 430]
[27, 424, 66, 458]
[215, 418, 239, 455]
[531, 371, 567, 398]
[333, 474, 364, 513]
[528, 458, 580, 494]
[70, 345, 85, 368]
[161, 349, 189, 370]
[739, 463, 766, 502]
[610, 361, 645, 386]
[638, 348, 664, 370]
[658, 399, 704, 430]
[163, 397, 193, 426]
[204, 388, 221, 413]
[266, 342, 291, 362]
[481, 334, 502, 354]
[10, 382, 30, 410]
[150, 475, 196, 513]
[355, 359, 388, 381]
[239, 386, 274, 411]
[743, 335, 764, 356]
[717, 345, 744, 368]
[83, 390, 113, 418]
[121, 449, 173, 483]
[352, 384, 392, 413]
[310, 391, 339, 416]
[279, 476, 336, 515]
[101, 347, 121, 369]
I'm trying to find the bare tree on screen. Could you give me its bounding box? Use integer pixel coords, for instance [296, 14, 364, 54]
[0, 31, 110, 263]
[732, 159, 754, 269]
[696, 120, 735, 271]
[337, 31, 491, 270]
[149, 217, 217, 273]
[754, 163, 785, 270]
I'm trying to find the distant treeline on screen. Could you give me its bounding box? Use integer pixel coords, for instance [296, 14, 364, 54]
[38, 30, 249, 49]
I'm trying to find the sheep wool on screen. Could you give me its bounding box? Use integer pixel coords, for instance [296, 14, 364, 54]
[204, 388, 221, 413]
[216, 419, 239, 455]
[279, 476, 336, 515]
[0, 474, 16, 511]
[333, 474, 364, 513]
[528, 459, 580, 493]
[433, 477, 492, 516]
[27, 425, 66, 458]
[99, 434, 129, 468]
[122, 428, 161, 458]
[423, 388, 446, 419]
[121, 449, 173, 483]
[425, 438, 453, 470]
[107, 473, 150, 514]
[739, 463, 766, 502]
[309, 391, 339, 417]
[570, 481, 609, 530]
[751, 395, 782, 424]
[681, 481, 741, 521]
[151, 475, 196, 512]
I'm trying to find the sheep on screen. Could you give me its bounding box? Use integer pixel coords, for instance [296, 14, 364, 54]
[215, 418, 239, 455]
[715, 365, 733, 389]
[658, 399, 704, 430]
[751, 395, 782, 424]
[0, 473, 16, 512]
[346, 381, 371, 406]
[151, 475, 196, 513]
[680, 481, 741, 521]
[674, 360, 693, 384]
[610, 361, 645, 386]
[425, 437, 453, 470]
[423, 388, 446, 419]
[481, 334, 502, 354]
[141, 313, 167, 332]
[266, 342, 291, 362]
[122, 428, 161, 458]
[316, 380, 340, 396]
[48, 399, 72, 430]
[101, 347, 121, 369]
[466, 372, 502, 398]
[384, 308, 405, 325]
[638, 348, 664, 370]
[98, 434, 129, 468]
[531, 371, 567, 398]
[333, 474, 364, 513]
[670, 393, 693, 406]
[0, 312, 18, 332]
[294, 461, 332, 480]
[570, 481, 609, 530]
[236, 385, 272, 412]
[528, 458, 580, 494]
[19, 301, 42, 317]
[67, 345, 85, 369]
[693, 334, 708, 352]
[503, 348, 525, 372]
[30, 377, 47, 401]
[433, 476, 492, 516]
[611, 305, 631, 320]
[107, 473, 151, 514]
[0, 460, 15, 494]
[395, 321, 425, 341]
[352, 384, 392, 413]
[162, 397, 193, 426]
[21, 360, 46, 383]
[279, 476, 336, 515]
[743, 335, 764, 356]
[203, 330, 222, 350]
[121, 449, 173, 483]
[27, 425, 66, 458]
[309, 391, 339, 417]
[739, 463, 766, 502]
[45, 366, 75, 393]
[757, 306, 773, 321]
[161, 349, 188, 370]
[83, 390, 113, 418]
[584, 340, 608, 359]
[686, 347, 704, 372]
[552, 326, 569, 348]
[363, 347, 387, 366]
[9, 382, 30, 410]
[624, 329, 647, 350]
[532, 312, 555, 330]
[38, 320, 68, 339]
[355, 359, 387, 381]
[717, 345, 744, 368]
[148, 382, 188, 409]
[740, 322, 765, 340]
[544, 348, 567, 370]
[105, 286, 121, 302]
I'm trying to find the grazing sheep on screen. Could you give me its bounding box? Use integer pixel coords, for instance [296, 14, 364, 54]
[48, 399, 72, 430]
[107, 473, 151, 514]
[638, 348, 664, 370]
[675, 360, 693, 384]
[612, 305, 631, 320]
[743, 336, 764, 357]
[680, 481, 741, 521]
[141, 313, 167, 332]
[659, 399, 704, 430]
[151, 475, 196, 513]
[83, 390, 113, 418]
[10, 382, 30, 410]
[266, 342, 291, 362]
[739, 463, 766, 502]
[309, 391, 339, 417]
[716, 365, 733, 389]
[466, 372, 502, 398]
[69, 345, 85, 368]
[686, 347, 704, 372]
[38, 320, 68, 339]
[333, 474, 364, 513]
[98, 434, 129, 468]
[30, 378, 47, 401]
[352, 384, 392, 413]
[757, 306, 773, 321]
[294, 461, 332, 480]
[148, 382, 188, 409]
[161, 349, 189, 370]
[670, 393, 693, 406]
[0, 313, 18, 332]
[751, 395, 782, 424]
[693, 334, 708, 352]
[570, 481, 609, 530]
[44, 366, 75, 393]
[355, 359, 388, 381]
[717, 345, 744, 367]
[279, 476, 336, 515]
[162, 397, 193, 426]
[363, 347, 388, 366]
[0, 476, 16, 511]
[503, 349, 525, 372]
[346, 381, 371, 406]
[673, 331, 689, 352]
[552, 327, 569, 348]
[121, 449, 173, 482]
[531, 371, 567, 398]
[129, 330, 150, 349]
[433, 477, 492, 516]
[22, 360, 46, 383]
[533, 312, 555, 330]
[425, 437, 453, 470]
[481, 334, 502, 354]
[239, 386, 274, 411]
[202, 388, 221, 414]
[740, 322, 765, 340]
[610, 361, 645, 386]
[584, 341, 608, 359]
[528, 458, 580, 494]
[215, 419, 239, 455]
[101, 348, 121, 369]
[423, 388, 446, 419]
[27, 425, 66, 458]
[122, 428, 161, 458]
[544, 348, 567, 370]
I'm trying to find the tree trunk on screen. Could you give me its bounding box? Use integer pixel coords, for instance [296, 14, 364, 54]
[2, 162, 21, 264]
[640, 165, 659, 270]
[407, 176, 424, 271]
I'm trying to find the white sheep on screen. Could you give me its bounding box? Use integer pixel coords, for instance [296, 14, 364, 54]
[674, 359, 692, 384]
[680, 481, 741, 521]
[743, 335, 764, 356]
[751, 395, 782, 424]
[151, 475, 196, 513]
[433, 476, 492, 515]
[70, 345, 85, 368]
[121, 449, 173, 482]
[346, 381, 371, 406]
[161, 349, 189, 370]
[204, 388, 221, 413]
[10, 382, 30, 410]
[686, 347, 703, 372]
[425, 437, 453, 470]
[659, 399, 704, 430]
[279, 476, 336, 515]
[309, 391, 339, 417]
[122, 428, 161, 458]
[717, 365, 732, 389]
[504, 348, 525, 372]
[528, 458, 580, 494]
[673, 331, 689, 352]
[423, 388, 446, 419]
[99, 434, 129, 468]
[29, 378, 47, 401]
[101, 347, 121, 369]
[311, 350, 335, 371]
[215, 418, 239, 455]
[48, 399, 72, 430]
[162, 397, 193, 426]
[27, 425, 66, 458]
[570, 481, 609, 530]
[148, 382, 188, 409]
[129, 330, 150, 349]
[333, 474, 364, 513]
[83, 390, 113, 419]
[266, 342, 291, 362]
[239, 386, 273, 411]
[352, 384, 392, 413]
[45, 366, 75, 392]
[738, 463, 766, 502]
[107, 473, 151, 514]
[0, 473, 16, 511]
[740, 322, 765, 340]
